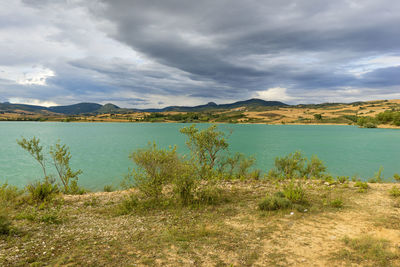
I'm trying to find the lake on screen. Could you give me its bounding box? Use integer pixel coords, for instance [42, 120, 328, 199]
[0, 122, 399, 190]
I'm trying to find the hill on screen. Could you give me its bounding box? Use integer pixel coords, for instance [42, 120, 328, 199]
[0, 98, 287, 115]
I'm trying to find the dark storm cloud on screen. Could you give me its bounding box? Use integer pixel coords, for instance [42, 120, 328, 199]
[1, 0, 400, 107]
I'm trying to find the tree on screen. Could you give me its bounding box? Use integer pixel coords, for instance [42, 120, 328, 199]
[50, 141, 82, 193]
[314, 114, 322, 120]
[17, 137, 47, 178]
[180, 124, 229, 179]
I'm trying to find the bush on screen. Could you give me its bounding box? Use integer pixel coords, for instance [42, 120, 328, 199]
[26, 178, 59, 204]
[17, 137, 83, 194]
[218, 152, 257, 180]
[0, 209, 11, 235]
[127, 142, 180, 199]
[337, 176, 349, 184]
[393, 173, 400, 182]
[389, 186, 400, 197]
[302, 155, 327, 179]
[172, 161, 197, 206]
[283, 183, 305, 204]
[194, 185, 227, 205]
[180, 124, 229, 180]
[103, 185, 114, 192]
[259, 196, 292, 211]
[368, 166, 384, 183]
[271, 151, 327, 180]
[354, 181, 369, 192]
[330, 199, 344, 208]
[274, 151, 306, 179]
[50, 141, 83, 194]
[0, 183, 23, 205]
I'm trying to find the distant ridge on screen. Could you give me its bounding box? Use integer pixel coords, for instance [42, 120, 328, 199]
[0, 98, 287, 115]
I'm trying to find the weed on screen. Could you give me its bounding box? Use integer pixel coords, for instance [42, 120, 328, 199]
[283, 183, 305, 203]
[354, 181, 369, 193]
[0, 209, 11, 235]
[103, 185, 114, 192]
[336, 235, 398, 266]
[336, 176, 349, 184]
[389, 186, 400, 197]
[259, 196, 292, 211]
[26, 178, 59, 204]
[330, 199, 344, 208]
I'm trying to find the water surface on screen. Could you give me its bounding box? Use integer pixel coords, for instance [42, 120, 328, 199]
[1, 122, 399, 190]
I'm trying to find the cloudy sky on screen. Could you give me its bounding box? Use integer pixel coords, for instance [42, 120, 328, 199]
[1, 0, 400, 108]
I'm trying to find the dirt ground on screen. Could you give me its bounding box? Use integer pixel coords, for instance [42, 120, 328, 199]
[1, 181, 400, 266]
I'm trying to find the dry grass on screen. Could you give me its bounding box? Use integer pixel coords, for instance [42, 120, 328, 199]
[1, 181, 400, 266]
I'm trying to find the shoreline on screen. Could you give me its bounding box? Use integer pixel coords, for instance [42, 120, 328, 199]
[1, 120, 399, 129]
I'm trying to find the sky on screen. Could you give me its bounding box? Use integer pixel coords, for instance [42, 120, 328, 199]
[0, 0, 400, 108]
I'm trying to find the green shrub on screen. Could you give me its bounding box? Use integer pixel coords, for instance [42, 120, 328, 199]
[259, 196, 292, 211]
[271, 151, 327, 180]
[180, 124, 229, 180]
[338, 235, 398, 266]
[389, 186, 400, 197]
[116, 194, 139, 215]
[50, 141, 83, 194]
[103, 185, 114, 192]
[0, 183, 23, 205]
[0, 209, 11, 235]
[127, 142, 180, 199]
[354, 181, 369, 193]
[17, 137, 83, 194]
[368, 166, 385, 183]
[218, 152, 257, 180]
[330, 199, 344, 208]
[393, 173, 400, 182]
[26, 178, 59, 203]
[302, 155, 327, 179]
[195, 185, 227, 205]
[283, 183, 305, 204]
[274, 151, 306, 179]
[172, 161, 197, 206]
[337, 176, 349, 184]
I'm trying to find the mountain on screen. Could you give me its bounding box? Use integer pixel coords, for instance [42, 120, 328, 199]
[0, 98, 287, 115]
[143, 99, 287, 112]
[48, 103, 102, 115]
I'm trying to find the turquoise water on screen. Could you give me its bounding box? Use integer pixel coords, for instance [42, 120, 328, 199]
[0, 122, 399, 190]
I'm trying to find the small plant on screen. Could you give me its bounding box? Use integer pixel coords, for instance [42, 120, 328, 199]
[50, 141, 83, 194]
[0, 209, 11, 235]
[17, 137, 83, 195]
[393, 173, 400, 182]
[330, 198, 344, 208]
[26, 178, 59, 204]
[354, 181, 369, 193]
[336, 176, 349, 184]
[116, 194, 139, 215]
[17, 137, 48, 177]
[389, 186, 400, 197]
[0, 183, 23, 206]
[283, 183, 305, 204]
[195, 185, 227, 205]
[259, 195, 292, 211]
[337, 235, 398, 266]
[274, 151, 306, 179]
[368, 166, 385, 183]
[103, 185, 114, 192]
[302, 155, 327, 179]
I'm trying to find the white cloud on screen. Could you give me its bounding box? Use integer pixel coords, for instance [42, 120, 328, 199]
[0, 65, 54, 85]
[255, 87, 295, 102]
[8, 97, 58, 107]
